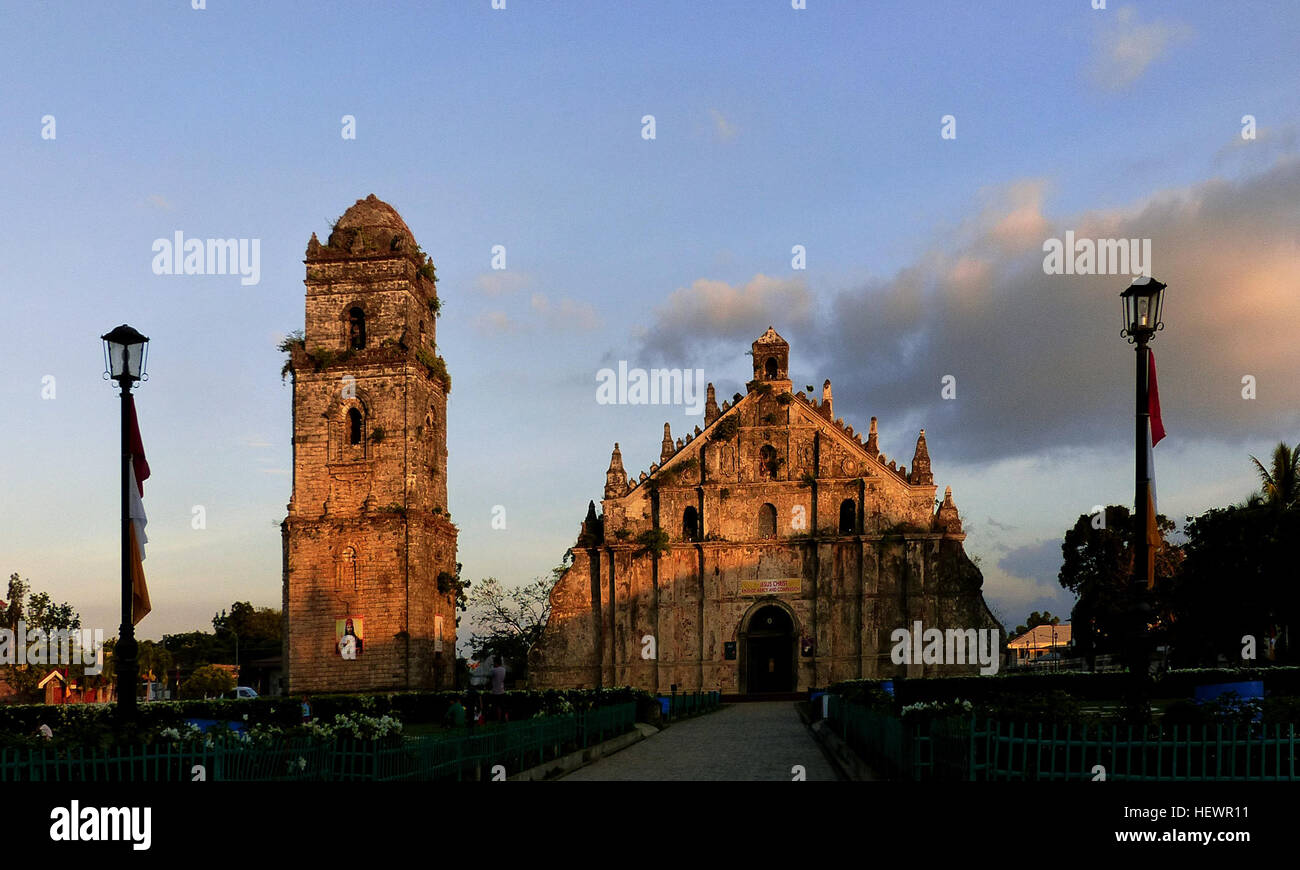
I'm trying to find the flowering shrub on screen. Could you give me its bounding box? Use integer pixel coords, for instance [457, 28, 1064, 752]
[900, 700, 972, 721]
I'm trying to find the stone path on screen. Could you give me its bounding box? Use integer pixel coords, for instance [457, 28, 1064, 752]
[562, 702, 841, 781]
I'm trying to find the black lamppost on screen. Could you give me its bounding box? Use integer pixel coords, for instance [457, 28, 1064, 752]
[102, 324, 149, 723]
[1119, 278, 1166, 716]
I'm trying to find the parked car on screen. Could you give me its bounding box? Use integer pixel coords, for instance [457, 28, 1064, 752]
[224, 686, 259, 700]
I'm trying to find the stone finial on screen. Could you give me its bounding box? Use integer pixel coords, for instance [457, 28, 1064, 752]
[639, 471, 648, 482]
[822, 379, 833, 416]
[721, 400, 731, 412]
[909, 428, 934, 486]
[661, 423, 674, 464]
[694, 425, 702, 436]
[900, 465, 907, 478]
[579, 500, 604, 546]
[306, 232, 321, 258]
[866, 416, 879, 458]
[605, 443, 629, 499]
[935, 484, 963, 534]
[704, 383, 720, 426]
[676, 437, 684, 450]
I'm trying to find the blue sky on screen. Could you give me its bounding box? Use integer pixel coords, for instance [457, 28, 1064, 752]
[3, 1, 1298, 642]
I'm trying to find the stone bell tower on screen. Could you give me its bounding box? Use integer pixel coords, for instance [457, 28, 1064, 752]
[281, 194, 458, 693]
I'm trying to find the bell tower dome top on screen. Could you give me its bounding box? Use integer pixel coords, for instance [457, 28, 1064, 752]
[323, 194, 419, 257]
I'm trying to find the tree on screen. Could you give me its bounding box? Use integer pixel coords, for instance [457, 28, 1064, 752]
[1, 573, 82, 703]
[1169, 501, 1298, 665]
[1057, 506, 1181, 663]
[1250, 441, 1300, 511]
[212, 601, 282, 666]
[182, 664, 236, 699]
[1014, 611, 1062, 637]
[465, 568, 562, 679]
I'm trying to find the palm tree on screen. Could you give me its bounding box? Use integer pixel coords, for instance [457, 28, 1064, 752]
[1249, 441, 1300, 510]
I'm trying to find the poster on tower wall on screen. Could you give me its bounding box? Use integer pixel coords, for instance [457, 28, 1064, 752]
[336, 617, 365, 659]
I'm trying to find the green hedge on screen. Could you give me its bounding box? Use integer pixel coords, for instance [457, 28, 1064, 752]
[0, 687, 658, 749]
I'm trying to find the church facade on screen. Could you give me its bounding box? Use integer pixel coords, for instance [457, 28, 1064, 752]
[281, 195, 459, 693]
[529, 328, 1001, 693]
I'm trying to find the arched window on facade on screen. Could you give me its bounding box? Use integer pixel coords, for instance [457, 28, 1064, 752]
[764, 356, 778, 379]
[839, 498, 856, 535]
[337, 546, 358, 589]
[758, 503, 777, 539]
[759, 444, 779, 479]
[348, 408, 363, 445]
[682, 506, 700, 542]
[348, 307, 366, 350]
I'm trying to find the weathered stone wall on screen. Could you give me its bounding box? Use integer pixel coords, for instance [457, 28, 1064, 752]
[283, 197, 457, 694]
[530, 328, 1001, 692]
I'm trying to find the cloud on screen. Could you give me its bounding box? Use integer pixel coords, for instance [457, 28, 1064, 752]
[474, 271, 532, 297]
[1089, 7, 1192, 90]
[629, 274, 814, 362]
[808, 154, 1300, 463]
[975, 538, 1076, 624]
[530, 293, 601, 331]
[473, 294, 601, 336]
[472, 311, 523, 335]
[998, 538, 1063, 583]
[1214, 123, 1299, 171]
[147, 194, 172, 210]
[709, 108, 738, 142]
[623, 156, 1300, 465]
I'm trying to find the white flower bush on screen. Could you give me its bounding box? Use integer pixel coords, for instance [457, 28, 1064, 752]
[900, 699, 973, 720]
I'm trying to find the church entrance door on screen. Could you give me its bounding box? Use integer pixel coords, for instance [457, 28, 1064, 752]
[744, 605, 794, 694]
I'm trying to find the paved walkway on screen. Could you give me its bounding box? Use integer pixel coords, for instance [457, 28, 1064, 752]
[562, 702, 841, 781]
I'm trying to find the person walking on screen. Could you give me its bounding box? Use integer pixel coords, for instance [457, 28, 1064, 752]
[489, 655, 508, 722]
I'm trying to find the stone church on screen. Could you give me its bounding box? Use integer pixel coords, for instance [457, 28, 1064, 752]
[281, 195, 459, 693]
[529, 327, 1001, 693]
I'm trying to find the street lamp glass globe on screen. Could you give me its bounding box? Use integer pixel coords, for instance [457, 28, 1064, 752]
[101, 324, 149, 381]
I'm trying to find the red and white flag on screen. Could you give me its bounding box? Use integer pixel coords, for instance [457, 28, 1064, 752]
[126, 393, 152, 624]
[1144, 352, 1165, 589]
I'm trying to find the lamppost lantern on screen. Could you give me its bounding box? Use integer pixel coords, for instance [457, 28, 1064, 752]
[101, 324, 149, 382]
[1119, 278, 1167, 343]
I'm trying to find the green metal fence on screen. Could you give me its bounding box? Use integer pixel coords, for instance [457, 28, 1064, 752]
[971, 719, 1299, 782]
[0, 703, 637, 782]
[660, 691, 722, 722]
[826, 695, 1300, 782]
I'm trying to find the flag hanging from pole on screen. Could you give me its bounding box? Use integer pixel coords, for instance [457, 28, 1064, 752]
[1149, 352, 1165, 446]
[126, 393, 152, 624]
[1145, 352, 1165, 589]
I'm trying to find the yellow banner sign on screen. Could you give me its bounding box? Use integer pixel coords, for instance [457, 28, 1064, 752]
[740, 578, 801, 596]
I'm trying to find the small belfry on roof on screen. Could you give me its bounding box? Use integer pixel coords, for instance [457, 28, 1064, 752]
[604, 442, 629, 499]
[910, 429, 934, 486]
[935, 485, 963, 534]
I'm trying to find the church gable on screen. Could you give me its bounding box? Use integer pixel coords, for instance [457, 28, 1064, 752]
[531, 326, 995, 693]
